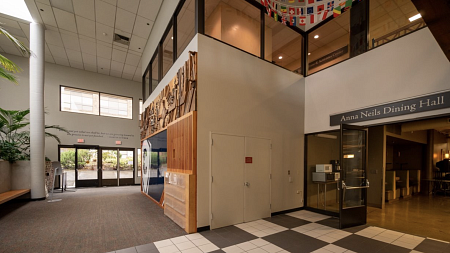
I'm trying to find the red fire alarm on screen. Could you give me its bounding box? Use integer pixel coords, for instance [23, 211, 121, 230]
[245, 157, 252, 163]
[77, 139, 84, 143]
[116, 141, 122, 145]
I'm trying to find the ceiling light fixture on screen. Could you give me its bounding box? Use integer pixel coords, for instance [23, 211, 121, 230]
[314, 35, 319, 39]
[409, 13, 421, 22]
[278, 56, 283, 59]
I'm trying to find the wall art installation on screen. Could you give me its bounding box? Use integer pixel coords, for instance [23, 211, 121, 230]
[140, 51, 197, 140]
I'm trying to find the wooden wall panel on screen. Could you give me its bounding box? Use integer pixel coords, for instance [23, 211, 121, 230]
[167, 111, 197, 174]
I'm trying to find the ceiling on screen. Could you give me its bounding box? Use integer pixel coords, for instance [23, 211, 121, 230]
[0, 0, 164, 82]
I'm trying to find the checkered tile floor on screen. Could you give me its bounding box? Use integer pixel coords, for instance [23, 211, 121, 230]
[109, 210, 450, 253]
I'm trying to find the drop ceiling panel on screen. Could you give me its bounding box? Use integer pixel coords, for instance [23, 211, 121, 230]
[53, 8, 78, 33]
[18, 23, 30, 39]
[45, 55, 55, 63]
[0, 16, 21, 30]
[53, 56, 70, 66]
[96, 22, 114, 43]
[36, 0, 51, 4]
[115, 8, 136, 33]
[66, 49, 83, 62]
[95, 0, 116, 27]
[48, 44, 68, 58]
[1, 45, 21, 56]
[110, 70, 122, 77]
[97, 57, 111, 69]
[118, 0, 139, 14]
[69, 60, 84, 69]
[123, 64, 136, 75]
[111, 61, 124, 72]
[138, 0, 163, 21]
[76, 16, 96, 38]
[73, 0, 95, 20]
[97, 44, 113, 59]
[82, 53, 97, 65]
[98, 67, 110, 75]
[60, 32, 81, 51]
[4, 26, 26, 38]
[101, 0, 117, 6]
[79, 39, 97, 55]
[125, 53, 140, 66]
[133, 16, 153, 39]
[112, 48, 127, 62]
[36, 3, 58, 27]
[84, 64, 97, 72]
[50, 0, 75, 13]
[129, 35, 146, 52]
[122, 73, 134, 80]
[115, 28, 131, 38]
[14, 36, 30, 48]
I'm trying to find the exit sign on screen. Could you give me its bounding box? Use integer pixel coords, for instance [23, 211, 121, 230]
[77, 139, 84, 143]
[116, 141, 122, 145]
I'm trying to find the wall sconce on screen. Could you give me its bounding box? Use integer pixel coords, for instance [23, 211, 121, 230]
[344, 154, 354, 158]
[445, 153, 450, 159]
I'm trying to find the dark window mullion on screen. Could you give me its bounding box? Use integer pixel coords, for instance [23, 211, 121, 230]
[260, 7, 265, 59]
[195, 0, 205, 34]
[173, 15, 177, 62]
[158, 43, 163, 82]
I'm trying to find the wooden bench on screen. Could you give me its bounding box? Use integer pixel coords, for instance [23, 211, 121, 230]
[0, 189, 31, 205]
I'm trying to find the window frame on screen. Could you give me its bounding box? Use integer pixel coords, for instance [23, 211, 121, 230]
[60, 85, 134, 120]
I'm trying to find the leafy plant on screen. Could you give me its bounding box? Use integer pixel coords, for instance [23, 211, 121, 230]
[0, 25, 31, 84]
[0, 108, 70, 163]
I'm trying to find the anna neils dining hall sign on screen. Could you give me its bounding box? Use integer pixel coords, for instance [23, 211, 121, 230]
[330, 91, 450, 126]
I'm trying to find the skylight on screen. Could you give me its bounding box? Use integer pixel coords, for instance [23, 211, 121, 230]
[0, 0, 33, 22]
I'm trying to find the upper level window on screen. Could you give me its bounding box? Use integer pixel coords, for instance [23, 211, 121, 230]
[61, 86, 99, 115]
[100, 93, 133, 119]
[60, 86, 133, 120]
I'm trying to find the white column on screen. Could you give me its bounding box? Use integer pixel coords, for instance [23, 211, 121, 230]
[29, 22, 45, 199]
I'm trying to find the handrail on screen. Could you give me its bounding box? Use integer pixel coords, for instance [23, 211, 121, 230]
[372, 20, 427, 48]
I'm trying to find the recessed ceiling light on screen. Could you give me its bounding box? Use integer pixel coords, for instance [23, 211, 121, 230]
[314, 35, 319, 39]
[308, 53, 311, 55]
[278, 56, 283, 59]
[40, 9, 44, 11]
[138, 47, 141, 49]
[146, 23, 150, 25]
[409, 13, 421, 22]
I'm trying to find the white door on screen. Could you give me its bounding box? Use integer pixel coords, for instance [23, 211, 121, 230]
[244, 137, 271, 222]
[211, 134, 245, 229]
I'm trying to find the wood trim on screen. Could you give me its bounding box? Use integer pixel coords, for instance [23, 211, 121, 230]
[0, 189, 30, 205]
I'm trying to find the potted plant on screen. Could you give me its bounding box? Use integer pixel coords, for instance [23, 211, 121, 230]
[0, 108, 69, 195]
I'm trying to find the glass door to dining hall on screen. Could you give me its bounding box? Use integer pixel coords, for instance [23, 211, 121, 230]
[59, 145, 135, 187]
[305, 124, 369, 229]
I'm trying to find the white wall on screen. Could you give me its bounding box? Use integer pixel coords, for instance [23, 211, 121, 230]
[197, 34, 305, 227]
[305, 28, 450, 134]
[0, 54, 141, 161]
[141, 0, 180, 75]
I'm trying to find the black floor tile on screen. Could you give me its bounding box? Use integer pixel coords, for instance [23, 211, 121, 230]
[333, 234, 391, 253]
[201, 226, 257, 248]
[414, 239, 450, 253]
[316, 218, 340, 229]
[263, 230, 328, 253]
[264, 215, 311, 228]
[209, 250, 226, 253]
[375, 244, 410, 253]
[136, 243, 156, 253]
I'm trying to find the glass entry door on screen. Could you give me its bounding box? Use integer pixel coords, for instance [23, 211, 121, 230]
[76, 147, 99, 187]
[100, 148, 135, 186]
[339, 124, 369, 229]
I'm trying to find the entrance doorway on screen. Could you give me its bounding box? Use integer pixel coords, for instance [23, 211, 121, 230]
[59, 145, 135, 188]
[210, 134, 271, 229]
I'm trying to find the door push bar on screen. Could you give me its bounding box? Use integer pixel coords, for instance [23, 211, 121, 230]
[342, 179, 370, 190]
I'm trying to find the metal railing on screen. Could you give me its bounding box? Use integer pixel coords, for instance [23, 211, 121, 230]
[372, 19, 427, 48]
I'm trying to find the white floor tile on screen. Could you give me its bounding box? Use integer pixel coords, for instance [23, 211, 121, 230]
[243, 227, 259, 233]
[171, 236, 189, 244]
[175, 241, 196, 251]
[316, 235, 339, 243]
[186, 233, 204, 241]
[159, 245, 181, 253]
[181, 247, 203, 253]
[249, 238, 271, 247]
[253, 224, 270, 231]
[260, 243, 284, 253]
[311, 248, 332, 253]
[247, 248, 269, 253]
[236, 242, 257, 251]
[251, 230, 270, 237]
[409, 250, 423, 253]
[391, 240, 418, 250]
[322, 244, 347, 253]
[197, 243, 219, 253]
[222, 245, 244, 253]
[191, 238, 211, 247]
[155, 239, 174, 248]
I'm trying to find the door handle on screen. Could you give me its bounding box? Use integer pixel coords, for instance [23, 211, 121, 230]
[245, 182, 250, 187]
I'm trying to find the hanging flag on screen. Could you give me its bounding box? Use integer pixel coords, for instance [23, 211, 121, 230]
[267, 7, 272, 16]
[260, 0, 267, 7]
[339, 1, 346, 7]
[333, 5, 341, 17]
[282, 14, 287, 25]
[321, 10, 329, 20]
[289, 7, 295, 16]
[317, 4, 325, 12]
[290, 15, 295, 25]
[327, 1, 334, 10]
[299, 16, 306, 25]
[292, 16, 297, 25]
[274, 12, 278, 21]
[299, 0, 305, 2]
[344, 0, 353, 10]
[289, 0, 295, 3]
[308, 0, 315, 4]
[296, 7, 303, 15]
[310, 14, 316, 24]
[281, 5, 287, 13]
[307, 7, 314, 15]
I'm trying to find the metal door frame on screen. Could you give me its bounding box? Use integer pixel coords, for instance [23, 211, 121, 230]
[339, 124, 369, 229]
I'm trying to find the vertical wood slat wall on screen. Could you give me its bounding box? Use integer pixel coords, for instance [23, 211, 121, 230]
[167, 111, 197, 174]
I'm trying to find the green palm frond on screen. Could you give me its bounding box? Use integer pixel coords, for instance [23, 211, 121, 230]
[45, 125, 70, 135]
[0, 54, 21, 73]
[0, 26, 31, 56]
[0, 67, 17, 83]
[45, 132, 61, 143]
